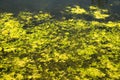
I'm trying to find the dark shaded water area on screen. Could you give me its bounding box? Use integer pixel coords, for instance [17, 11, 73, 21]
[0, 0, 120, 20]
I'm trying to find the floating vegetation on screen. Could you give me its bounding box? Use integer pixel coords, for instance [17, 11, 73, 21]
[0, 6, 120, 80]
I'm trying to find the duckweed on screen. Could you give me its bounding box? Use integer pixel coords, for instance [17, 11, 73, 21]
[0, 6, 120, 80]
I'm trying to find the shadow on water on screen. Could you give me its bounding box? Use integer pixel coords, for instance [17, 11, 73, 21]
[0, 0, 120, 20]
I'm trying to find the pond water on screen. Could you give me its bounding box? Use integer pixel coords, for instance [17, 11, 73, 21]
[0, 0, 120, 18]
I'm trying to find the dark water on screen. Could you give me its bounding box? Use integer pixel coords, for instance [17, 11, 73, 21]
[0, 0, 91, 13]
[0, 0, 120, 18]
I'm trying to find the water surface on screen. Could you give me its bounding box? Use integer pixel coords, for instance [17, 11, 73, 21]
[0, 0, 120, 18]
